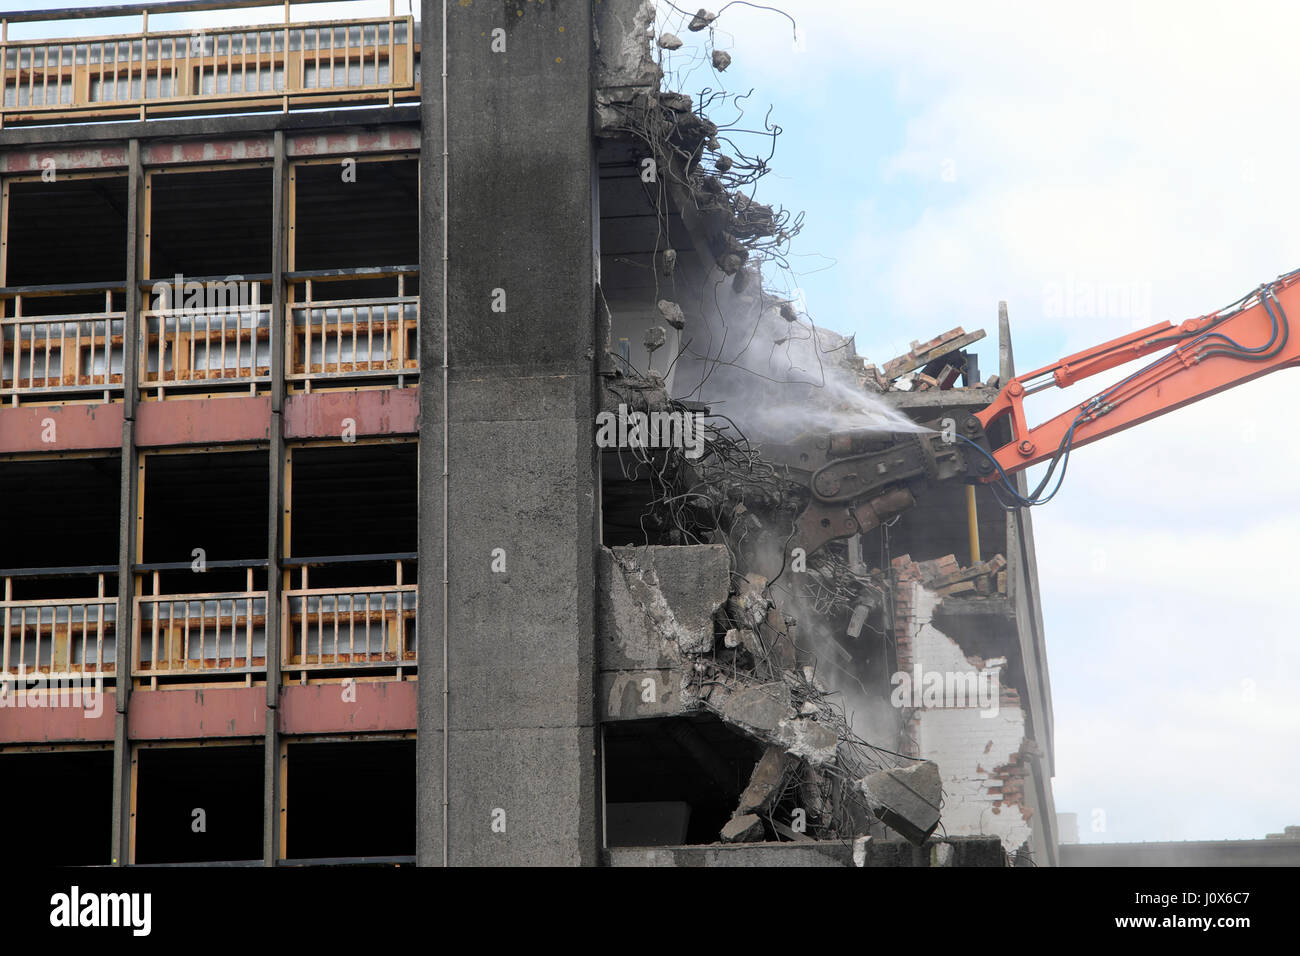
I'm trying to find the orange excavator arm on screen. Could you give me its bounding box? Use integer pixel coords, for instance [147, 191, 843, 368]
[970, 269, 1300, 493]
[767, 268, 1300, 557]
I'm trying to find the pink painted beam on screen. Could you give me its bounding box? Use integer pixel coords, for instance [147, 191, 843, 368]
[283, 387, 418, 440]
[0, 403, 123, 454]
[279, 681, 416, 735]
[0, 691, 116, 743]
[136, 396, 272, 447]
[128, 686, 267, 739]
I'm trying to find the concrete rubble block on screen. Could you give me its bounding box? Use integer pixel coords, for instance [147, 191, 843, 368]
[727, 572, 771, 630]
[712, 681, 791, 736]
[720, 813, 764, 843]
[689, 9, 717, 31]
[658, 32, 684, 50]
[736, 745, 794, 815]
[598, 545, 730, 669]
[857, 760, 943, 846]
[929, 842, 956, 867]
[711, 49, 732, 71]
[776, 717, 839, 768]
[657, 299, 686, 330]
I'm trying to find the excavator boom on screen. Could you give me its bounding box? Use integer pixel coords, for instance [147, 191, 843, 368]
[772, 268, 1300, 557]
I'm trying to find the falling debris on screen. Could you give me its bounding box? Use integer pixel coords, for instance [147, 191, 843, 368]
[658, 32, 684, 50]
[643, 325, 667, 357]
[660, 247, 678, 276]
[657, 299, 686, 330]
[880, 326, 987, 382]
[711, 49, 732, 71]
[857, 761, 943, 846]
[689, 9, 717, 31]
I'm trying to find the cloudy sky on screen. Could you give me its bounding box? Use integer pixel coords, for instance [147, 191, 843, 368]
[10, 0, 1295, 844]
[655, 0, 1300, 843]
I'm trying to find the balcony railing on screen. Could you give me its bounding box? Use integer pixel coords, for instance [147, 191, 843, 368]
[282, 554, 415, 678]
[1, 569, 118, 677]
[0, 0, 419, 128]
[132, 563, 267, 686]
[287, 267, 418, 386]
[1, 285, 126, 402]
[139, 276, 273, 394]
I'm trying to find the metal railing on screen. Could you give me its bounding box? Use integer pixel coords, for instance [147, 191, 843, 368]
[1, 570, 118, 677]
[282, 554, 415, 675]
[133, 564, 267, 685]
[0, 1, 419, 127]
[287, 266, 418, 385]
[139, 276, 272, 393]
[1, 284, 126, 402]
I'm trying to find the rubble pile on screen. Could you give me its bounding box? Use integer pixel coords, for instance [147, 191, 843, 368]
[594, 6, 1019, 858]
[891, 552, 1008, 598]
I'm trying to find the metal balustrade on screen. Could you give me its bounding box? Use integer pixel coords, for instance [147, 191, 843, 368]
[282, 556, 416, 677]
[0, 1, 419, 128]
[1, 286, 126, 401]
[0, 572, 118, 677]
[287, 267, 418, 385]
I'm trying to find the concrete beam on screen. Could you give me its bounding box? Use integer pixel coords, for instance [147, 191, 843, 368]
[0, 106, 421, 150]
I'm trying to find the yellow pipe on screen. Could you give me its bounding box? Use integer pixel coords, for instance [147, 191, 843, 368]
[965, 484, 981, 565]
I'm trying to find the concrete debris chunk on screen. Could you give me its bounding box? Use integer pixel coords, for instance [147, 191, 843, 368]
[714, 154, 733, 173]
[659, 247, 678, 276]
[657, 299, 686, 330]
[689, 9, 717, 31]
[882, 326, 986, 380]
[723, 627, 742, 649]
[727, 572, 771, 630]
[857, 760, 942, 846]
[642, 325, 666, 354]
[658, 32, 683, 50]
[715, 681, 791, 735]
[711, 49, 732, 71]
[717, 253, 744, 275]
[776, 717, 839, 767]
[736, 745, 793, 815]
[720, 813, 764, 843]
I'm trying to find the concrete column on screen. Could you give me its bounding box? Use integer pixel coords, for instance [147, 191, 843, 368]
[110, 138, 143, 866]
[416, 0, 600, 865]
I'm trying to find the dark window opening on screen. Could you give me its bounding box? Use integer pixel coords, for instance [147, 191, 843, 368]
[288, 443, 416, 589]
[285, 740, 415, 860]
[604, 714, 762, 846]
[0, 749, 113, 865]
[148, 166, 273, 279]
[142, 451, 267, 594]
[6, 177, 127, 290]
[134, 744, 263, 864]
[0, 455, 120, 600]
[292, 159, 418, 273]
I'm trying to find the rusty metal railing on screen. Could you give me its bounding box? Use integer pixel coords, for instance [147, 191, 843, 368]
[0, 0, 419, 128]
[1, 284, 126, 403]
[1, 570, 118, 677]
[287, 266, 417, 386]
[282, 555, 415, 677]
[133, 565, 267, 686]
[139, 276, 272, 395]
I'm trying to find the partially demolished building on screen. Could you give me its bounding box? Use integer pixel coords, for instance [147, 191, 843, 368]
[0, 0, 1055, 866]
